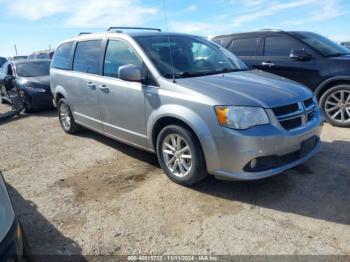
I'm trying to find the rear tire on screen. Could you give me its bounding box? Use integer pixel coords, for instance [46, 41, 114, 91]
[320, 85, 350, 127]
[156, 125, 207, 186]
[58, 98, 81, 134]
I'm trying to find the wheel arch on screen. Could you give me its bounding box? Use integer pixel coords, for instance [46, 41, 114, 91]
[53, 85, 68, 107]
[315, 76, 350, 100]
[147, 105, 221, 173]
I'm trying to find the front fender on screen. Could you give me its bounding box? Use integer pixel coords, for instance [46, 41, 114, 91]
[147, 104, 221, 173]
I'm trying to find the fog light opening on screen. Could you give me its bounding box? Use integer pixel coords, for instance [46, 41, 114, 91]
[250, 159, 257, 169]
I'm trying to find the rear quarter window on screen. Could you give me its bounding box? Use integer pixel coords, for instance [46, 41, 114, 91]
[52, 42, 74, 70]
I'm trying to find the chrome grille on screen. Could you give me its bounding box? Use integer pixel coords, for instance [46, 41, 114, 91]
[273, 97, 316, 131]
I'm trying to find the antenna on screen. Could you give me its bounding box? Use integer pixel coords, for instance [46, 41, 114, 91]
[162, 0, 176, 83]
[14, 44, 18, 56]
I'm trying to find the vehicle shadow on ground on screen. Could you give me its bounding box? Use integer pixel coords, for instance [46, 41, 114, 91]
[6, 183, 87, 261]
[77, 129, 160, 168]
[0, 107, 56, 125]
[78, 130, 349, 226]
[191, 139, 350, 225]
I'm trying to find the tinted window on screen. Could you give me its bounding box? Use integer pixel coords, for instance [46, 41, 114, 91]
[73, 40, 102, 74]
[16, 61, 50, 77]
[230, 38, 257, 56]
[52, 42, 74, 70]
[294, 32, 350, 57]
[264, 36, 303, 57]
[104, 40, 142, 78]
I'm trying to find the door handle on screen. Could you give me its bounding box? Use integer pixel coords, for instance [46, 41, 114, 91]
[87, 82, 96, 90]
[262, 62, 275, 67]
[99, 85, 109, 94]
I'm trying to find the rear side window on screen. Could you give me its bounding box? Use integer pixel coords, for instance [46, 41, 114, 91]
[52, 42, 74, 70]
[103, 40, 142, 78]
[73, 40, 102, 75]
[264, 36, 303, 57]
[230, 38, 258, 56]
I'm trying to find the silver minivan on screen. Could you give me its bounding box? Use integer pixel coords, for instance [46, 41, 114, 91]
[51, 27, 323, 185]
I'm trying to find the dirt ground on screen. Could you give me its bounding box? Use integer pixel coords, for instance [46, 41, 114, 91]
[0, 103, 349, 256]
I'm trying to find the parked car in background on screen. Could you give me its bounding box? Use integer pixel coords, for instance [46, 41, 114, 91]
[50, 27, 323, 185]
[0, 171, 29, 261]
[10, 56, 28, 61]
[0, 57, 7, 69]
[0, 59, 53, 112]
[341, 42, 350, 49]
[28, 50, 54, 60]
[213, 30, 350, 127]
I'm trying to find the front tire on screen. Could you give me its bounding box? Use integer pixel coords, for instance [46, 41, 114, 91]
[156, 125, 207, 186]
[58, 98, 80, 134]
[320, 85, 350, 127]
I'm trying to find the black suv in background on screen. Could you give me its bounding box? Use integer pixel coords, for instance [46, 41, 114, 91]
[213, 30, 350, 127]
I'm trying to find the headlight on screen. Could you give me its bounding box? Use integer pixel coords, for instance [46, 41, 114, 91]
[215, 106, 270, 130]
[0, 173, 15, 242]
[26, 86, 47, 93]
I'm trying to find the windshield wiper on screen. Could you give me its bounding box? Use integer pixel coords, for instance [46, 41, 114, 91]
[220, 68, 247, 73]
[163, 68, 247, 79]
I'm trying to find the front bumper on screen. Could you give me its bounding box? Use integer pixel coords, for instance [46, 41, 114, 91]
[22, 90, 53, 109]
[206, 111, 323, 181]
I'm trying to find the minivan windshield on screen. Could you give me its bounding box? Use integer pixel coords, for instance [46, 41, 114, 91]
[293, 32, 350, 57]
[16, 61, 50, 77]
[134, 35, 249, 78]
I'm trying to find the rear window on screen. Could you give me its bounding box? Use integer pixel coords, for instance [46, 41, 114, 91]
[52, 42, 74, 70]
[73, 40, 102, 75]
[264, 36, 303, 57]
[230, 38, 258, 56]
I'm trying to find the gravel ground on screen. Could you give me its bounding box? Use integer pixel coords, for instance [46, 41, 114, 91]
[0, 103, 349, 256]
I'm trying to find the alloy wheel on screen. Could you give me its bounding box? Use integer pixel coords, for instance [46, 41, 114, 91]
[60, 103, 72, 130]
[162, 134, 192, 178]
[324, 90, 350, 123]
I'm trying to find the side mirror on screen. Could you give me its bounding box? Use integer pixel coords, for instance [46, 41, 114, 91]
[118, 64, 142, 82]
[290, 49, 311, 61]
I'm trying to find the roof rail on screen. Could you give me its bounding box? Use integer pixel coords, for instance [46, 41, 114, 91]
[258, 29, 284, 32]
[107, 27, 161, 32]
[79, 32, 91, 36]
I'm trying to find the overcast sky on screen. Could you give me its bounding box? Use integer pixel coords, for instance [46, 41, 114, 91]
[0, 0, 349, 56]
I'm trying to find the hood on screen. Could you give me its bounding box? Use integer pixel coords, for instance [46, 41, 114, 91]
[17, 76, 50, 89]
[176, 70, 313, 108]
